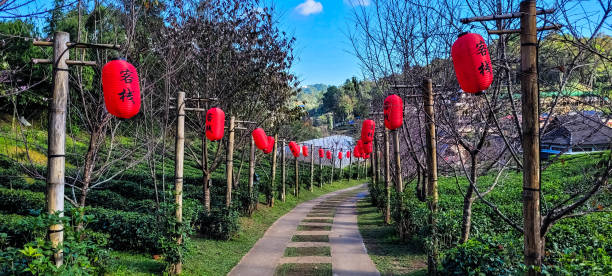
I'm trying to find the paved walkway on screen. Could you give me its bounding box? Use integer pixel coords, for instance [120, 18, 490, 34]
[229, 184, 379, 276]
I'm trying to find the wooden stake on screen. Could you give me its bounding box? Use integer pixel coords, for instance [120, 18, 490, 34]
[348, 153, 352, 181]
[226, 116, 235, 207]
[373, 135, 379, 187]
[393, 129, 403, 193]
[339, 153, 343, 179]
[520, 0, 542, 272]
[319, 153, 323, 188]
[423, 79, 439, 275]
[172, 91, 185, 274]
[281, 140, 286, 202]
[47, 31, 69, 267]
[294, 157, 299, 197]
[384, 129, 391, 224]
[269, 134, 277, 207]
[248, 137, 255, 214]
[310, 145, 314, 191]
[330, 149, 334, 184]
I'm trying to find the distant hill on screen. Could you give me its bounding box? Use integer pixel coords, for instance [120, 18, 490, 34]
[300, 84, 329, 95]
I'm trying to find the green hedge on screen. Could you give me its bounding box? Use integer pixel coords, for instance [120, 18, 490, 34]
[0, 213, 45, 248]
[0, 188, 45, 215]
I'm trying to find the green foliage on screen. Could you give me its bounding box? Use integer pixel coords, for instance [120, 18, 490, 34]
[0, 187, 45, 215]
[440, 237, 523, 275]
[0, 209, 108, 275]
[197, 207, 241, 241]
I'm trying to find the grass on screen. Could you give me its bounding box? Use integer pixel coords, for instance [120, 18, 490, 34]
[274, 263, 332, 276]
[283, 246, 331, 257]
[106, 178, 365, 275]
[302, 218, 333, 223]
[357, 196, 427, 276]
[291, 235, 330, 242]
[297, 225, 332, 231]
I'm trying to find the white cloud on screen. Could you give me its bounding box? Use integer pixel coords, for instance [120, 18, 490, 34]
[344, 0, 370, 6]
[295, 0, 323, 16]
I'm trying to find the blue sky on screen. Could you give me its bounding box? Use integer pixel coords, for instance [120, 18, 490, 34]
[268, 0, 368, 86]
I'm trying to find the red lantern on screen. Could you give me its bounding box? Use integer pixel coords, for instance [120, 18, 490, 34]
[318, 148, 324, 158]
[205, 107, 225, 141]
[383, 94, 403, 130]
[361, 119, 375, 143]
[326, 150, 332, 159]
[353, 145, 361, 158]
[302, 145, 309, 157]
[451, 32, 493, 94]
[363, 153, 370, 159]
[102, 59, 141, 119]
[263, 136, 274, 154]
[288, 141, 300, 157]
[346, 151, 351, 158]
[338, 151, 343, 160]
[362, 141, 373, 154]
[252, 128, 269, 151]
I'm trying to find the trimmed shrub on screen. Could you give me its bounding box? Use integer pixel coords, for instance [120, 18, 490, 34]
[0, 188, 45, 215]
[198, 207, 240, 240]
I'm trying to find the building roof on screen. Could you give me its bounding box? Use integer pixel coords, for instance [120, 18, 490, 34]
[541, 115, 612, 146]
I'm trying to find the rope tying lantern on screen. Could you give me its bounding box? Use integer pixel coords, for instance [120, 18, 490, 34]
[205, 107, 225, 141]
[252, 128, 269, 151]
[361, 119, 375, 143]
[383, 94, 403, 130]
[451, 32, 493, 94]
[302, 145, 309, 157]
[102, 59, 141, 119]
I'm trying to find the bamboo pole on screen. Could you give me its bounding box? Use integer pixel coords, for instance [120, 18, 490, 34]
[520, 1, 542, 273]
[310, 145, 314, 191]
[226, 116, 235, 207]
[248, 137, 255, 214]
[294, 157, 299, 197]
[393, 130, 403, 193]
[384, 129, 391, 224]
[172, 92, 185, 274]
[373, 135, 379, 187]
[348, 153, 352, 181]
[47, 31, 69, 267]
[330, 149, 334, 184]
[202, 131, 211, 212]
[281, 140, 286, 202]
[423, 79, 439, 275]
[319, 152, 323, 188]
[339, 152, 343, 179]
[269, 134, 277, 207]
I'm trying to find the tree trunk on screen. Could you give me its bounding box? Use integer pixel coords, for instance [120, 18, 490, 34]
[460, 153, 478, 243]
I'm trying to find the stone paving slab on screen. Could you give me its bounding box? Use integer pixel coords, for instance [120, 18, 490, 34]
[299, 222, 333, 227]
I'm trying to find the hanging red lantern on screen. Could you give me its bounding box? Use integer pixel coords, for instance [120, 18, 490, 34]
[318, 148, 324, 158]
[451, 32, 493, 94]
[363, 153, 370, 159]
[353, 145, 361, 158]
[302, 145, 309, 157]
[263, 136, 275, 154]
[326, 150, 332, 160]
[346, 151, 351, 158]
[205, 107, 225, 141]
[338, 151, 343, 160]
[288, 141, 300, 157]
[361, 119, 375, 143]
[383, 94, 403, 130]
[102, 59, 141, 119]
[362, 141, 373, 154]
[252, 128, 269, 151]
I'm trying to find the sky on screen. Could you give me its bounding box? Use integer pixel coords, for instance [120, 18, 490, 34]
[268, 0, 369, 86]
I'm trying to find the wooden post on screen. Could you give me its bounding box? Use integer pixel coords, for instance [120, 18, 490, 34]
[202, 131, 211, 212]
[173, 91, 185, 274]
[370, 150, 375, 185]
[339, 152, 343, 179]
[319, 152, 323, 188]
[520, 0, 542, 272]
[373, 135, 379, 187]
[248, 137, 255, 214]
[384, 129, 391, 224]
[393, 129, 403, 193]
[423, 78, 439, 275]
[269, 134, 277, 207]
[357, 157, 360, 179]
[310, 144, 314, 191]
[281, 140, 286, 202]
[348, 153, 352, 180]
[47, 31, 69, 267]
[330, 149, 334, 184]
[226, 116, 235, 207]
[294, 157, 299, 197]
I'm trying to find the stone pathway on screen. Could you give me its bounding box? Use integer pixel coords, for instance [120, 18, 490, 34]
[229, 184, 379, 276]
